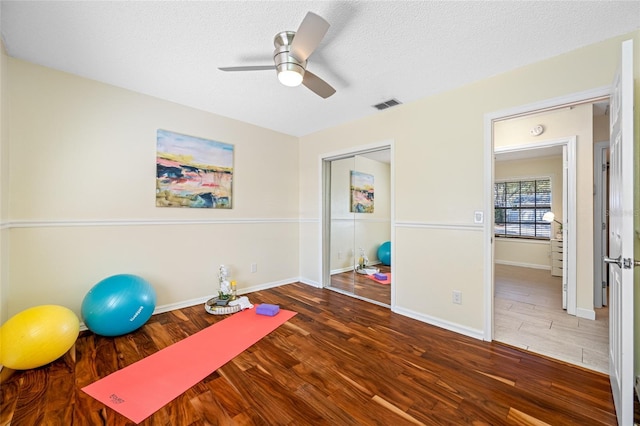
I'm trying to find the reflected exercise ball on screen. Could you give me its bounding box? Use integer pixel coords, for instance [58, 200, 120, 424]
[1, 305, 80, 370]
[81, 274, 156, 337]
[377, 241, 391, 266]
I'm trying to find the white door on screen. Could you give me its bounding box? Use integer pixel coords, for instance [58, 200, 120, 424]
[606, 39, 634, 426]
[561, 145, 568, 310]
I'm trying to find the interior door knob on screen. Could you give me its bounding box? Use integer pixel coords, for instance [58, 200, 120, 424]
[604, 256, 640, 269]
[603, 255, 622, 267]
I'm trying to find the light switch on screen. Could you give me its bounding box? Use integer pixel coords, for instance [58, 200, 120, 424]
[474, 211, 483, 224]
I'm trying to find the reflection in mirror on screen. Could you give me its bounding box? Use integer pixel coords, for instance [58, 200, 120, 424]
[329, 156, 355, 294]
[328, 149, 391, 306]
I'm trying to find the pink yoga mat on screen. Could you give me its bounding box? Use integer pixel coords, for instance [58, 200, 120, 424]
[367, 272, 391, 285]
[82, 306, 296, 424]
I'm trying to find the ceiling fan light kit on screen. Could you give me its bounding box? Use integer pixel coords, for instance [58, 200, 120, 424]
[219, 12, 335, 98]
[277, 68, 304, 87]
[274, 31, 306, 87]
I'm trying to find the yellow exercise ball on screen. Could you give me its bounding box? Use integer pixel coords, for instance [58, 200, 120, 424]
[1, 305, 80, 370]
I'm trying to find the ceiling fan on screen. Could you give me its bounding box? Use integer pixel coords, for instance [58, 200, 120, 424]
[218, 11, 336, 99]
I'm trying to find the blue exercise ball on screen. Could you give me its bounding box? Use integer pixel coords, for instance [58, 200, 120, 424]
[377, 241, 391, 266]
[81, 274, 156, 337]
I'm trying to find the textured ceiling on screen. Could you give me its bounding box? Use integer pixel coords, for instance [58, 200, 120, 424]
[2, 1, 639, 137]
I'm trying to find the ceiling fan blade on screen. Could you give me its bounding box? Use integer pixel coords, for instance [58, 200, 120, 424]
[302, 70, 335, 99]
[218, 65, 275, 72]
[290, 12, 329, 62]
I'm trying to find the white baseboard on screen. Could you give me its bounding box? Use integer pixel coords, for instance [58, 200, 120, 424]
[576, 307, 596, 320]
[237, 277, 300, 294]
[79, 277, 299, 332]
[330, 261, 383, 276]
[392, 306, 484, 340]
[495, 260, 551, 270]
[298, 277, 322, 288]
[330, 266, 354, 275]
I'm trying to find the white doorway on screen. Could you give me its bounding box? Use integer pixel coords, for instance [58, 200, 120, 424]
[494, 137, 577, 316]
[491, 137, 598, 367]
[493, 140, 573, 302]
[483, 89, 610, 342]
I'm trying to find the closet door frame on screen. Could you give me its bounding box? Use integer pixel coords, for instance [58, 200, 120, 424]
[320, 140, 394, 307]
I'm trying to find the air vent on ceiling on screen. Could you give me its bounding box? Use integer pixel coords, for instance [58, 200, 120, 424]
[372, 99, 402, 110]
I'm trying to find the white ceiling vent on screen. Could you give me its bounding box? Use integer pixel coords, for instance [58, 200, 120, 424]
[372, 99, 402, 110]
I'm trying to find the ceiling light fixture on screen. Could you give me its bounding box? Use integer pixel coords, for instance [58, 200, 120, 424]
[219, 14, 335, 98]
[273, 31, 305, 87]
[277, 66, 304, 87]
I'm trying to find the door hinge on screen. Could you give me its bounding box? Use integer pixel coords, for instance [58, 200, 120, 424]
[602, 281, 607, 289]
[602, 222, 606, 230]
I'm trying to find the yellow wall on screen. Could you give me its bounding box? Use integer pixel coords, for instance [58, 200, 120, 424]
[5, 58, 300, 318]
[494, 155, 563, 269]
[299, 32, 639, 336]
[0, 42, 8, 323]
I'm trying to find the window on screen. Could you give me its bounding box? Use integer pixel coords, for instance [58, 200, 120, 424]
[494, 178, 551, 239]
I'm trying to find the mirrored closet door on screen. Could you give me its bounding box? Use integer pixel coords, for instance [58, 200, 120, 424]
[326, 149, 391, 305]
[328, 156, 356, 295]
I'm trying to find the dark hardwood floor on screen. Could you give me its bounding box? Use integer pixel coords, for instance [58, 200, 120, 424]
[330, 264, 391, 305]
[0, 282, 619, 425]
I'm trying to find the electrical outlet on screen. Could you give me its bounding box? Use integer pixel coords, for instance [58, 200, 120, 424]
[251, 263, 257, 273]
[452, 290, 462, 305]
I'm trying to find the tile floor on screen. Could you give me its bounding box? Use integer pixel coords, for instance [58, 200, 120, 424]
[494, 264, 609, 374]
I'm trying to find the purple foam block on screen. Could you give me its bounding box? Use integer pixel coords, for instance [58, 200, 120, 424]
[256, 303, 280, 316]
[373, 273, 388, 280]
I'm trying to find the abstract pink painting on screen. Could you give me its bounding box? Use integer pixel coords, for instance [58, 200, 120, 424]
[350, 171, 374, 213]
[156, 130, 233, 208]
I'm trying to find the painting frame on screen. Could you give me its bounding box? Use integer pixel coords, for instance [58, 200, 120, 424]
[350, 170, 374, 213]
[156, 129, 234, 209]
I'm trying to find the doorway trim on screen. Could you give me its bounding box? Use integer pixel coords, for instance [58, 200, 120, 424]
[319, 139, 395, 308]
[495, 137, 577, 314]
[483, 86, 610, 341]
[594, 140, 610, 308]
